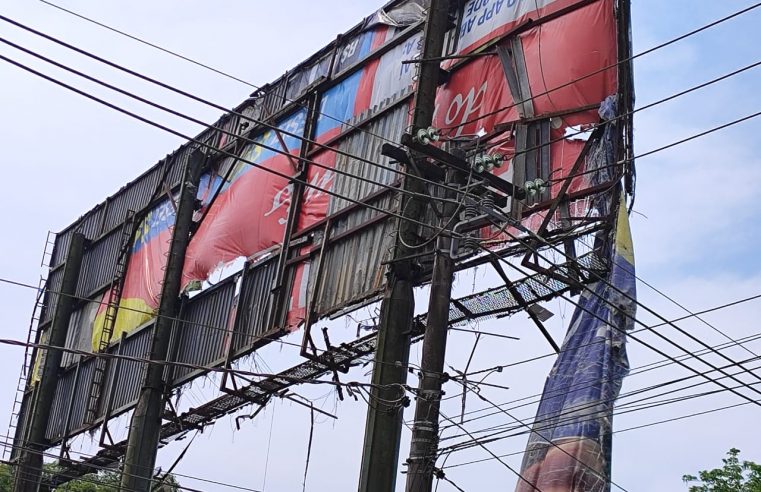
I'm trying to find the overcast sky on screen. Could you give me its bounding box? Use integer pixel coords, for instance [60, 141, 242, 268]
[1, 1, 760, 491]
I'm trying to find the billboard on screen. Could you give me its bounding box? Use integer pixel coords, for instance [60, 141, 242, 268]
[26, 0, 631, 455]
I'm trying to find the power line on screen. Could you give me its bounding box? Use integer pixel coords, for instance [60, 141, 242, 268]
[0, 51, 463, 251]
[9, 4, 760, 214]
[0, 35, 467, 212]
[2, 38, 757, 263]
[0, 14, 469, 202]
[442, 392, 758, 471]
[439, 379, 761, 472]
[441, 357, 761, 454]
[437, 409, 543, 492]
[37, 0, 410, 146]
[40, 0, 260, 89]
[39, 0, 761, 163]
[575, 234, 759, 359]
[484, 236, 761, 408]
[445, 328, 761, 431]
[440, 355, 761, 450]
[2, 16, 758, 262]
[475, 196, 761, 404]
[457, 291, 761, 380]
[447, 371, 632, 491]
[479, 59, 761, 160]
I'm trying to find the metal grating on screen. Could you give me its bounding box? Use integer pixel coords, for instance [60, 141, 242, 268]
[51, 245, 609, 485]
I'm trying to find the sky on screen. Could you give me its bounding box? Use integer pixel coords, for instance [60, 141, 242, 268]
[1, 1, 760, 491]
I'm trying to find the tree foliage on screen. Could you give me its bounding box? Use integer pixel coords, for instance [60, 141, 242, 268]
[0, 462, 180, 491]
[683, 448, 761, 492]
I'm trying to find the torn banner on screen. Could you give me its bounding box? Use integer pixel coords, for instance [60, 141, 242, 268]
[515, 197, 635, 492]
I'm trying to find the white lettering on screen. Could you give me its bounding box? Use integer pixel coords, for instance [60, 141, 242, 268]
[442, 81, 488, 137]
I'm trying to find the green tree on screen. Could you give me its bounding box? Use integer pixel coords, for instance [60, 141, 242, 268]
[683, 448, 761, 492]
[0, 462, 181, 491]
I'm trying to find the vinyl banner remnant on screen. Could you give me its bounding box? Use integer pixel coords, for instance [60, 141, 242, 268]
[92, 110, 307, 348]
[182, 108, 307, 286]
[515, 198, 635, 492]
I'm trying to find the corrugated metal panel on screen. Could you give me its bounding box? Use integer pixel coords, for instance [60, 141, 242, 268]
[41, 265, 65, 325]
[170, 279, 237, 385]
[50, 230, 72, 269]
[238, 98, 265, 129]
[328, 103, 407, 213]
[233, 258, 279, 354]
[62, 301, 98, 368]
[286, 51, 332, 101]
[259, 78, 289, 119]
[311, 193, 399, 317]
[76, 227, 122, 298]
[45, 363, 76, 441]
[77, 209, 105, 241]
[167, 145, 192, 188]
[101, 326, 152, 417]
[45, 358, 94, 442]
[102, 165, 163, 233]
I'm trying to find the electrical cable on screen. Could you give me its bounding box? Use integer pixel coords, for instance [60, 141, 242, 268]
[476, 59, 761, 163]
[8, 6, 760, 214]
[0, 35, 465, 212]
[2, 28, 758, 267]
[0, 52, 466, 258]
[38, 0, 412, 147]
[447, 371, 632, 491]
[439, 369, 761, 461]
[440, 355, 761, 450]
[458, 292, 761, 380]
[468, 187, 761, 402]
[437, 409, 544, 492]
[0, 14, 473, 203]
[479, 232, 761, 408]
[575, 234, 759, 359]
[445, 328, 761, 431]
[442, 393, 760, 471]
[39, 0, 760, 165]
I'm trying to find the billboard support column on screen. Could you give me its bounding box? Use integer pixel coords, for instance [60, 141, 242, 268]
[358, 2, 451, 492]
[14, 232, 85, 492]
[120, 149, 205, 492]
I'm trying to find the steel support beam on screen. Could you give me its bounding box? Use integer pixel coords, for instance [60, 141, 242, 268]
[14, 232, 85, 492]
[120, 149, 204, 492]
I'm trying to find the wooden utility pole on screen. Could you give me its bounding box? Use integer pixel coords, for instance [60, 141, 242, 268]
[358, 2, 451, 491]
[120, 149, 204, 491]
[14, 233, 85, 492]
[404, 163, 457, 492]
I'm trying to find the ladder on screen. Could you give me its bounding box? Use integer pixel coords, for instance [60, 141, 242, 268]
[4, 232, 56, 460]
[85, 210, 136, 423]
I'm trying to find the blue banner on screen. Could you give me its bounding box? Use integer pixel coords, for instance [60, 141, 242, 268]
[516, 197, 636, 492]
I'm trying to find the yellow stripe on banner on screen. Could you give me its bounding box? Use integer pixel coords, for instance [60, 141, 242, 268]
[615, 195, 635, 265]
[91, 297, 154, 352]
